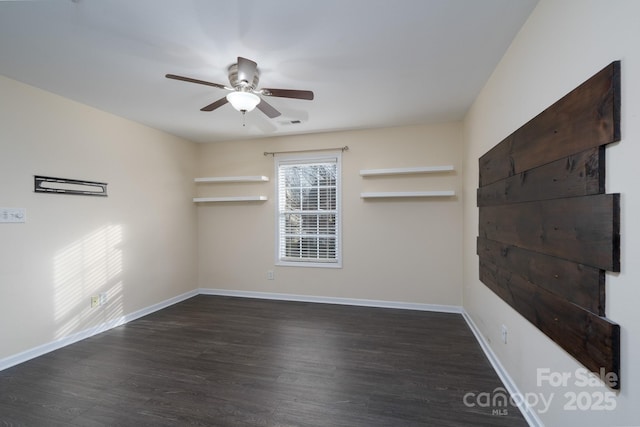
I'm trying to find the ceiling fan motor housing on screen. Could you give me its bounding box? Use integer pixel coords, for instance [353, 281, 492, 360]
[228, 63, 260, 91]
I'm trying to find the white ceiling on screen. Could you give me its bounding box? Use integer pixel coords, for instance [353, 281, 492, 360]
[0, 0, 538, 143]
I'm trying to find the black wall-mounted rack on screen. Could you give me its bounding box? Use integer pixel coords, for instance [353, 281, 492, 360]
[34, 175, 108, 197]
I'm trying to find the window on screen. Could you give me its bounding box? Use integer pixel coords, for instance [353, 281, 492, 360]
[275, 152, 342, 268]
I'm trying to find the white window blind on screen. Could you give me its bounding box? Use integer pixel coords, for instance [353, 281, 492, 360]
[276, 153, 341, 267]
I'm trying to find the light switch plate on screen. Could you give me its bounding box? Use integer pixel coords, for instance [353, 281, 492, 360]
[0, 208, 26, 223]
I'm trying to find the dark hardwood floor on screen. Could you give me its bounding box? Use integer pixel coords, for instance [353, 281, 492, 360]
[0, 295, 528, 426]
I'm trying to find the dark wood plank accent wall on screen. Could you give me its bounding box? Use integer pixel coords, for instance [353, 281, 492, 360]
[477, 147, 605, 207]
[479, 62, 620, 187]
[479, 194, 620, 271]
[477, 61, 621, 388]
[477, 237, 604, 315]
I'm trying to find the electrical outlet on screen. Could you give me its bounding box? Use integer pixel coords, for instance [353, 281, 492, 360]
[91, 295, 100, 308]
[0, 208, 26, 223]
[99, 292, 107, 306]
[267, 270, 274, 280]
[501, 324, 508, 344]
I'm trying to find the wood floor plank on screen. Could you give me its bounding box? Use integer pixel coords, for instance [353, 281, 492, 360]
[0, 295, 528, 426]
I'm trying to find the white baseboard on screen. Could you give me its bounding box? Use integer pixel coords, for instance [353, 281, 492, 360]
[3, 287, 459, 371]
[461, 310, 544, 427]
[0, 286, 540, 427]
[198, 288, 463, 313]
[202, 288, 539, 426]
[0, 289, 197, 372]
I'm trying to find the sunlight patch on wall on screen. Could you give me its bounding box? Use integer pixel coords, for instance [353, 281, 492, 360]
[53, 224, 124, 339]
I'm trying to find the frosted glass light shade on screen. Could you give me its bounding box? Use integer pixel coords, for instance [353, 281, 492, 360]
[226, 91, 260, 112]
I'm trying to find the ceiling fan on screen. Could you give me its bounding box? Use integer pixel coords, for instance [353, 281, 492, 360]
[166, 56, 314, 118]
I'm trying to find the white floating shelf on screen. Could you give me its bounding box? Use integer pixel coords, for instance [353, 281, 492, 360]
[360, 191, 455, 199]
[194, 176, 269, 183]
[193, 196, 268, 203]
[360, 166, 454, 176]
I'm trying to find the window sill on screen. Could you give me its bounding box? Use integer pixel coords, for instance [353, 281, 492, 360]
[276, 259, 342, 269]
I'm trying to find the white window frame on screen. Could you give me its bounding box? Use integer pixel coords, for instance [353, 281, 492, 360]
[274, 151, 342, 268]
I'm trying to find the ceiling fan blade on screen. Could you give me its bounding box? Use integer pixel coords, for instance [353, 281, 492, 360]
[166, 74, 227, 90]
[236, 57, 258, 85]
[261, 88, 314, 100]
[200, 97, 229, 112]
[257, 98, 281, 118]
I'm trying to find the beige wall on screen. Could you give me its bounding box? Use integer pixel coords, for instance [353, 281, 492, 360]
[13, 3, 640, 423]
[197, 124, 463, 305]
[0, 76, 198, 360]
[463, 0, 640, 425]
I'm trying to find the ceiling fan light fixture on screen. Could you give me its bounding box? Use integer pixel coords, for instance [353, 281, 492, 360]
[226, 91, 260, 112]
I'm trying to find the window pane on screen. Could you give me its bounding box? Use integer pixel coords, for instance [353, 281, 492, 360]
[300, 237, 317, 258]
[300, 214, 318, 235]
[318, 188, 336, 210]
[284, 213, 302, 234]
[318, 237, 336, 258]
[301, 187, 315, 211]
[318, 214, 336, 234]
[285, 237, 301, 258]
[286, 188, 301, 210]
